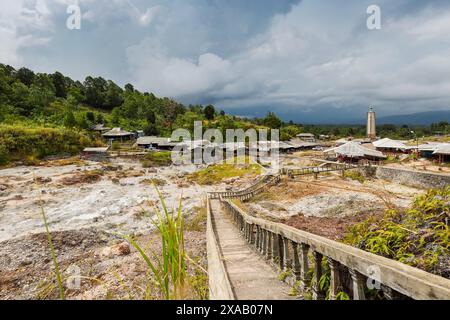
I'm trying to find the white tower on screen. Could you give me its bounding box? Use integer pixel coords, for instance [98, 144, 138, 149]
[367, 106, 376, 140]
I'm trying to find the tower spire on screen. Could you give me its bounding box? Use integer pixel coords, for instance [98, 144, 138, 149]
[367, 106, 376, 140]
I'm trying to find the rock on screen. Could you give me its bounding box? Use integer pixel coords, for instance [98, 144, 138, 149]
[110, 242, 131, 256]
[20, 259, 32, 266]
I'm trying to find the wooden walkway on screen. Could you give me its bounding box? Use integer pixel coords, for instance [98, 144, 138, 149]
[209, 199, 297, 300]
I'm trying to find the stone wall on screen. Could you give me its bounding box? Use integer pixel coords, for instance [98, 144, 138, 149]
[362, 166, 450, 189]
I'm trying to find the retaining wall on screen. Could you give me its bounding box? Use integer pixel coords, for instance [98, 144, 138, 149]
[362, 166, 450, 189]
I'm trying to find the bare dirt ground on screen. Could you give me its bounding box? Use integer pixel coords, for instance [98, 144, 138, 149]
[0, 157, 253, 300]
[240, 172, 424, 240]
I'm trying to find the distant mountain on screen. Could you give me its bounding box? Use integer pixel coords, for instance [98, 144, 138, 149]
[376, 111, 450, 125]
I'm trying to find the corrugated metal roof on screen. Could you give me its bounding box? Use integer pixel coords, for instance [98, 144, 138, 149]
[373, 138, 408, 149]
[136, 136, 171, 145]
[433, 143, 450, 155]
[102, 128, 134, 137]
[324, 141, 386, 159]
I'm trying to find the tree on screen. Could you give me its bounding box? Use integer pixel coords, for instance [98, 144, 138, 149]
[86, 111, 95, 122]
[105, 80, 124, 109]
[84, 76, 107, 108]
[51, 72, 67, 98]
[63, 111, 76, 127]
[146, 110, 156, 124]
[15, 68, 35, 86]
[220, 110, 225, 116]
[263, 112, 282, 129]
[204, 105, 215, 120]
[96, 113, 104, 124]
[124, 83, 134, 93]
[143, 123, 159, 136]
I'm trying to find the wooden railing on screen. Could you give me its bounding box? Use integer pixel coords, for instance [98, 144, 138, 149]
[220, 199, 450, 300]
[281, 162, 369, 178]
[208, 174, 281, 201]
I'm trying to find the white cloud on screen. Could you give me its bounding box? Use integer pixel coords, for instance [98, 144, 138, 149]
[126, 0, 450, 116]
[0, 0, 53, 65]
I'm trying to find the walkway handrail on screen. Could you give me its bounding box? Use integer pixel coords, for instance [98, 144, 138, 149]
[221, 199, 450, 300]
[208, 174, 281, 200]
[206, 198, 236, 300]
[281, 162, 370, 177]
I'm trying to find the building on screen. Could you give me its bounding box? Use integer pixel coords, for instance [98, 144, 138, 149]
[297, 133, 316, 142]
[433, 144, 450, 163]
[136, 136, 177, 150]
[324, 141, 386, 162]
[90, 124, 111, 133]
[373, 138, 409, 154]
[367, 106, 377, 140]
[102, 128, 135, 141]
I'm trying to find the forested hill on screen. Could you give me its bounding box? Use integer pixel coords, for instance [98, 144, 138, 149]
[0, 64, 225, 135]
[0, 63, 299, 164]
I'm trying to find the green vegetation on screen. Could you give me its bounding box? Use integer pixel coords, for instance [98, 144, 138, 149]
[123, 189, 207, 300]
[38, 192, 65, 300]
[344, 170, 366, 183]
[344, 187, 450, 278]
[0, 123, 93, 165]
[141, 151, 172, 168]
[187, 161, 262, 185]
[2, 63, 447, 165]
[185, 205, 207, 232]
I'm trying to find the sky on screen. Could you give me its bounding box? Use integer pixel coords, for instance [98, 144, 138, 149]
[1, 0, 450, 123]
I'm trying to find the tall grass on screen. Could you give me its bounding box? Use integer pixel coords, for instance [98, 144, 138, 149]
[35, 175, 65, 300]
[123, 187, 188, 300]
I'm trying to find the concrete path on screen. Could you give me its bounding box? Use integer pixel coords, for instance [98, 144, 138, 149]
[210, 200, 297, 300]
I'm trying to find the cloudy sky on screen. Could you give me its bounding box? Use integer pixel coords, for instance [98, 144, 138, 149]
[1, 0, 450, 122]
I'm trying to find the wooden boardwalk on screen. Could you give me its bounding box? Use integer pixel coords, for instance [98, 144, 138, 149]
[209, 199, 297, 300]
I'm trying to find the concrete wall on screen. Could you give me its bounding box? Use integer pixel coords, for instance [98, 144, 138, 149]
[206, 200, 235, 300]
[363, 166, 450, 189]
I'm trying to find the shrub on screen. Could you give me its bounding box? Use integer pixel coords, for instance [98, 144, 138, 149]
[141, 151, 172, 168]
[0, 124, 92, 164]
[344, 187, 450, 278]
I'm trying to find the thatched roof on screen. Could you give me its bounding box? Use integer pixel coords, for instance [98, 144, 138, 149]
[325, 141, 386, 159]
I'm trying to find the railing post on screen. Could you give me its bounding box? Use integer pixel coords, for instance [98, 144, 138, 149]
[349, 269, 366, 300]
[255, 226, 260, 250]
[327, 257, 343, 300]
[299, 243, 310, 291]
[249, 224, 255, 244]
[282, 237, 292, 271]
[272, 234, 279, 264]
[266, 232, 273, 260]
[261, 229, 267, 255]
[312, 251, 325, 300]
[382, 285, 403, 300]
[292, 241, 301, 281]
[277, 234, 284, 270]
